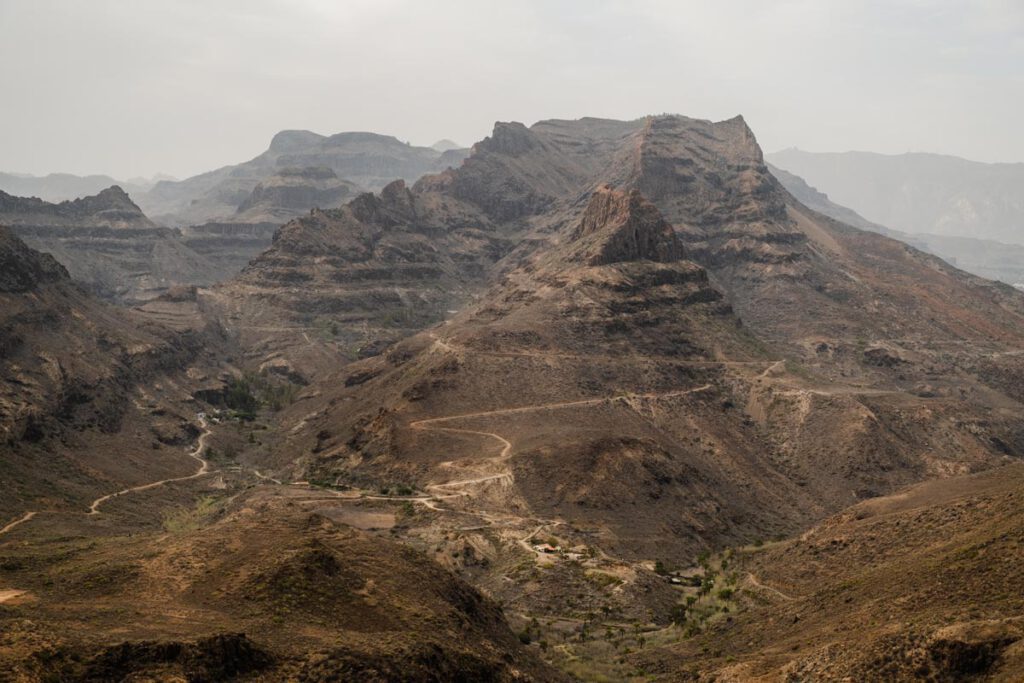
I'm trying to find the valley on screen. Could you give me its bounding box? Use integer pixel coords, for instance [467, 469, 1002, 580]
[2, 113, 1023, 682]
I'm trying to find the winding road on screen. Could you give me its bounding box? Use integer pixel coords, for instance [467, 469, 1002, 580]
[408, 384, 713, 502]
[88, 415, 214, 515]
[0, 512, 36, 538]
[0, 419, 213, 604]
[745, 572, 797, 601]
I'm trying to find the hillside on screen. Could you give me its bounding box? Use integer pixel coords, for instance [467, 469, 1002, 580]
[0, 227, 220, 520]
[0, 489, 561, 681]
[640, 464, 1024, 680]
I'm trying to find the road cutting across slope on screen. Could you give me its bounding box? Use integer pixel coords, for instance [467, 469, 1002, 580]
[745, 572, 797, 601]
[88, 415, 214, 515]
[0, 512, 36, 538]
[409, 384, 713, 501]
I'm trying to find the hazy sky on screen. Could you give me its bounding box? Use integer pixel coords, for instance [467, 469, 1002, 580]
[2, 0, 1022, 179]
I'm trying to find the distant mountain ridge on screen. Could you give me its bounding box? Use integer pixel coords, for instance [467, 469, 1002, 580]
[0, 186, 155, 229]
[767, 148, 1024, 246]
[0, 171, 155, 203]
[0, 186, 260, 302]
[136, 130, 469, 226]
[768, 162, 1024, 286]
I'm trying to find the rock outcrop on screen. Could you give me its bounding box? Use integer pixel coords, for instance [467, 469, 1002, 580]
[569, 186, 684, 265]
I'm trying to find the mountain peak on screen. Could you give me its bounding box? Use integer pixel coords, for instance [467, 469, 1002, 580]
[476, 121, 541, 157]
[431, 139, 462, 152]
[569, 186, 684, 265]
[268, 130, 326, 153]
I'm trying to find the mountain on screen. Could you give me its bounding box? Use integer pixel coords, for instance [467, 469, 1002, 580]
[0, 227, 214, 520]
[231, 166, 361, 224]
[5, 113, 1024, 682]
[432, 138, 464, 152]
[0, 185, 156, 229]
[767, 148, 1024, 245]
[205, 117, 1024, 667]
[770, 162, 1024, 286]
[0, 187, 226, 303]
[0, 171, 152, 203]
[136, 131, 471, 226]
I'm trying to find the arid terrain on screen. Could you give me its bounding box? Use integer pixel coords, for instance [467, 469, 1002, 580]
[2, 113, 1023, 682]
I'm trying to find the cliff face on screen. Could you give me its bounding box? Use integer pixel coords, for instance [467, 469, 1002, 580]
[569, 186, 684, 265]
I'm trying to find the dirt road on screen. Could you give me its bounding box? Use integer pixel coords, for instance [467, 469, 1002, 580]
[0, 512, 36, 538]
[88, 415, 214, 515]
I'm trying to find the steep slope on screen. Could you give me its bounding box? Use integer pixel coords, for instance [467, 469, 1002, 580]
[767, 148, 1024, 245]
[625, 116, 1024, 364]
[137, 131, 469, 226]
[642, 464, 1024, 681]
[0, 227, 221, 520]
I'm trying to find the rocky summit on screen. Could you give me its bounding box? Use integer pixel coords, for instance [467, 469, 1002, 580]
[3, 113, 1024, 682]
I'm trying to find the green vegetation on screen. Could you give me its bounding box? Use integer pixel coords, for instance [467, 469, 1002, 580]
[161, 496, 222, 534]
[224, 371, 302, 419]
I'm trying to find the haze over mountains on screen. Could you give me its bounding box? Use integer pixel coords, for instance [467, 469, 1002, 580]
[135, 130, 468, 226]
[769, 149, 1024, 287]
[0, 172, 168, 204]
[0, 132, 471, 304]
[2, 111, 1024, 681]
[767, 149, 1024, 245]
